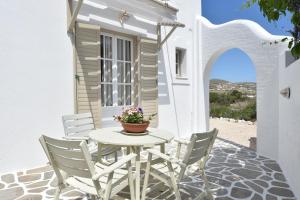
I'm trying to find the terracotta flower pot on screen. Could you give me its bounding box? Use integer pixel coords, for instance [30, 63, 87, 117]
[121, 121, 150, 133]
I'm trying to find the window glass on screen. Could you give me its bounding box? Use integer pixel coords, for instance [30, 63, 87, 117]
[175, 48, 186, 77]
[117, 39, 124, 60]
[100, 34, 132, 107]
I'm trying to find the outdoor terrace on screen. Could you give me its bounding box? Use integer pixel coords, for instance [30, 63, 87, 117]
[0, 139, 295, 200]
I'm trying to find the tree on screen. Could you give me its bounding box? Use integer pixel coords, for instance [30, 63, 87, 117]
[246, 0, 300, 57]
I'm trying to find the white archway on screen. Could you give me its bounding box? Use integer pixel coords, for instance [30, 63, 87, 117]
[196, 17, 288, 160]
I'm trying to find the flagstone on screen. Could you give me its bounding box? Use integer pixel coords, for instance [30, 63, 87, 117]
[271, 181, 289, 188]
[264, 163, 282, 172]
[46, 189, 56, 196]
[230, 187, 252, 198]
[244, 181, 263, 194]
[252, 193, 263, 200]
[268, 187, 294, 197]
[0, 139, 295, 199]
[266, 194, 278, 200]
[27, 180, 49, 189]
[43, 171, 54, 180]
[16, 194, 42, 200]
[18, 174, 41, 183]
[28, 187, 48, 193]
[274, 173, 286, 182]
[253, 180, 269, 188]
[0, 186, 24, 200]
[8, 183, 19, 188]
[26, 166, 52, 174]
[231, 168, 261, 179]
[1, 173, 15, 184]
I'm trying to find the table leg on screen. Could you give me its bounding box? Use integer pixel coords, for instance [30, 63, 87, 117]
[135, 146, 141, 200]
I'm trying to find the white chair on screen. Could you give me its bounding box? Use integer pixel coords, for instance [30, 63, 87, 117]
[39, 135, 136, 200]
[141, 129, 218, 200]
[62, 113, 120, 162]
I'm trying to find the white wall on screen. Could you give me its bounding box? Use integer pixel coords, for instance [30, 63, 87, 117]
[0, 0, 74, 172]
[199, 17, 287, 160]
[278, 58, 300, 199]
[0, 0, 201, 172]
[158, 0, 201, 138]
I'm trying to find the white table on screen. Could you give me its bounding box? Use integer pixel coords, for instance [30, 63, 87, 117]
[89, 127, 174, 200]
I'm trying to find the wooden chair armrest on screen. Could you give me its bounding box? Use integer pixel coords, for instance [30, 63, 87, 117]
[174, 138, 190, 145]
[147, 149, 185, 166]
[93, 153, 136, 180]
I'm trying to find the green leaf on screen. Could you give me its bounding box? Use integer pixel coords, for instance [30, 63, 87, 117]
[291, 43, 300, 57]
[288, 40, 294, 49]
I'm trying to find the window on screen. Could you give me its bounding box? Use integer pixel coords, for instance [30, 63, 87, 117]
[175, 48, 186, 78]
[100, 34, 132, 107]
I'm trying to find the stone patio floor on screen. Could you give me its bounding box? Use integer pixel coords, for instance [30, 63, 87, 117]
[0, 138, 296, 200]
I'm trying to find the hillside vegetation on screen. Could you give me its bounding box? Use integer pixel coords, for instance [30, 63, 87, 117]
[209, 79, 256, 121]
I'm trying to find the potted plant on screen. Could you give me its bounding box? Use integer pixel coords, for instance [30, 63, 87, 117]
[114, 107, 156, 133]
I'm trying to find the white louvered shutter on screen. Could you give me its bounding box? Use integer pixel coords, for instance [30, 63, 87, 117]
[75, 23, 101, 128]
[139, 38, 158, 127]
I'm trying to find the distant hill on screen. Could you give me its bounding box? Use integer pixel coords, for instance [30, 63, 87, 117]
[210, 79, 256, 95]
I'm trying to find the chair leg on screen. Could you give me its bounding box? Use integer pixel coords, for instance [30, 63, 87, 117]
[141, 153, 152, 200]
[128, 165, 135, 200]
[54, 187, 61, 200]
[167, 162, 181, 200]
[197, 168, 214, 200]
[104, 172, 114, 200]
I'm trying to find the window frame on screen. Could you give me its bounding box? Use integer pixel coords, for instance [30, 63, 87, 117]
[175, 47, 187, 79]
[100, 32, 134, 107]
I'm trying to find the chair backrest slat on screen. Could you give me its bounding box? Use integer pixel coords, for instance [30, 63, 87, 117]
[67, 124, 95, 135]
[177, 129, 218, 181]
[44, 135, 82, 148]
[62, 113, 95, 136]
[183, 128, 218, 167]
[65, 117, 94, 127]
[40, 135, 95, 179]
[56, 162, 92, 178]
[47, 144, 84, 160]
[193, 137, 211, 148]
[52, 153, 89, 170]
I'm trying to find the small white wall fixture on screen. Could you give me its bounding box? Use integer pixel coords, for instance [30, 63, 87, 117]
[197, 17, 288, 160]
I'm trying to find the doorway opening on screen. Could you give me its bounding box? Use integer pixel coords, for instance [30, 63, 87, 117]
[208, 48, 257, 149]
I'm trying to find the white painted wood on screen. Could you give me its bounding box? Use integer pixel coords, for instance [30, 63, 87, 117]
[40, 135, 137, 199]
[90, 127, 173, 200]
[62, 113, 95, 137]
[141, 129, 218, 200]
[62, 113, 121, 161]
[139, 38, 158, 127]
[75, 23, 101, 128]
[68, 0, 83, 32]
[89, 127, 174, 146]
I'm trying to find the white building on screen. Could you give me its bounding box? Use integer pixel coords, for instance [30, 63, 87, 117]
[0, 0, 299, 198]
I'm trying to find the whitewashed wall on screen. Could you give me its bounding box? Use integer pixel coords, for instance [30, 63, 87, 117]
[199, 17, 287, 160]
[0, 0, 201, 172]
[158, 0, 201, 138]
[278, 58, 300, 199]
[0, 0, 74, 172]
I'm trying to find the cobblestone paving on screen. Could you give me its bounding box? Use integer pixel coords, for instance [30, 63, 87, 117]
[0, 139, 296, 200]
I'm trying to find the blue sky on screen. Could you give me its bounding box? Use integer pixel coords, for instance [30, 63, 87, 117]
[202, 0, 292, 82]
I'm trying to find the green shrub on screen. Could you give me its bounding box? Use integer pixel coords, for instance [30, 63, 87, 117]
[210, 92, 256, 121]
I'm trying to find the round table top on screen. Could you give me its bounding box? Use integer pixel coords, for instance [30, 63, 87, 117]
[89, 127, 174, 146]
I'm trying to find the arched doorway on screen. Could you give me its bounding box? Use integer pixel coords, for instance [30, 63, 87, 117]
[196, 17, 288, 160]
[208, 48, 257, 147]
